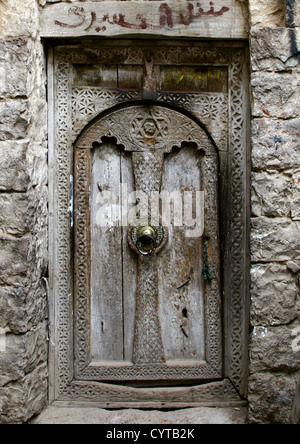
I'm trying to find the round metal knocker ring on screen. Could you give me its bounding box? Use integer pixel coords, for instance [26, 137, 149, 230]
[128, 219, 168, 256]
[136, 233, 156, 256]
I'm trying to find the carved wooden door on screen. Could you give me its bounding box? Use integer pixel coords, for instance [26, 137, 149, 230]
[49, 43, 249, 405]
[74, 104, 222, 382]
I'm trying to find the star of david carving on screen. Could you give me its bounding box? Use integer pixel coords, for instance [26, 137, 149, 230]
[131, 111, 169, 149]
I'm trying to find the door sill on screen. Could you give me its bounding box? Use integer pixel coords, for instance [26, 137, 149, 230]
[30, 404, 247, 424]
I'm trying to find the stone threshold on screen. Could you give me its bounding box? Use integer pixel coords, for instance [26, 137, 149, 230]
[29, 406, 247, 424]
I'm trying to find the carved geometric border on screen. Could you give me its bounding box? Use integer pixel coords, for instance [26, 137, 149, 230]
[59, 378, 243, 407]
[71, 88, 228, 149]
[49, 43, 249, 404]
[226, 49, 249, 398]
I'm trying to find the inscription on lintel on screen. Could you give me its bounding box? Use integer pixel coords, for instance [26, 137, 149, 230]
[41, 0, 249, 39]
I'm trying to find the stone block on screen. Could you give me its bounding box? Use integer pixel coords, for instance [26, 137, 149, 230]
[0, 0, 39, 39]
[0, 284, 47, 335]
[286, 0, 300, 27]
[0, 382, 25, 423]
[251, 263, 300, 326]
[248, 372, 299, 424]
[250, 27, 300, 71]
[0, 236, 30, 286]
[25, 189, 48, 284]
[251, 171, 292, 217]
[249, 0, 286, 28]
[296, 1, 300, 27]
[22, 363, 48, 423]
[29, 405, 248, 424]
[287, 261, 300, 274]
[291, 375, 300, 424]
[0, 141, 31, 192]
[250, 324, 300, 373]
[251, 216, 300, 262]
[0, 38, 34, 99]
[27, 141, 48, 189]
[0, 99, 31, 141]
[0, 322, 48, 389]
[0, 286, 27, 333]
[251, 72, 300, 119]
[251, 118, 300, 170]
[0, 3, 47, 426]
[0, 362, 47, 424]
[0, 276, 47, 336]
[291, 169, 300, 220]
[0, 194, 29, 236]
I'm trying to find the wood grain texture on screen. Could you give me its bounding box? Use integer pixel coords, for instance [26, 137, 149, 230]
[41, 1, 249, 39]
[158, 145, 205, 362]
[90, 143, 124, 362]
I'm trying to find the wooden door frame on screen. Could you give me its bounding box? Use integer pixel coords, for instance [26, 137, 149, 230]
[47, 40, 250, 408]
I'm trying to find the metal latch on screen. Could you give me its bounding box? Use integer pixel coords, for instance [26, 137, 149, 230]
[142, 53, 157, 100]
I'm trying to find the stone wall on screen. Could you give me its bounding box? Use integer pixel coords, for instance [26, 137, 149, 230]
[248, 0, 300, 424]
[0, 0, 48, 423]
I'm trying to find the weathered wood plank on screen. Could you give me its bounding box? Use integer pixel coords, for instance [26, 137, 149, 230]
[159, 66, 228, 93]
[160, 66, 209, 92]
[90, 145, 138, 363]
[54, 400, 247, 409]
[41, 1, 249, 39]
[118, 66, 143, 91]
[120, 153, 138, 362]
[74, 64, 118, 88]
[90, 143, 124, 362]
[158, 145, 206, 361]
[54, 378, 243, 405]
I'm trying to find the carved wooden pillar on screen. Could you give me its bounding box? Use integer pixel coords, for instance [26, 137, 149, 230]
[131, 151, 165, 363]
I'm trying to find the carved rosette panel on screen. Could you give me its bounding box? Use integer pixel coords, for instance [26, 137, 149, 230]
[50, 44, 248, 405]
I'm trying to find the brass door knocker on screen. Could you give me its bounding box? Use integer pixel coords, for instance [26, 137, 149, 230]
[128, 219, 168, 256]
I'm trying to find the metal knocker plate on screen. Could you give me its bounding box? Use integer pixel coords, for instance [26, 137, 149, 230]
[128, 219, 168, 256]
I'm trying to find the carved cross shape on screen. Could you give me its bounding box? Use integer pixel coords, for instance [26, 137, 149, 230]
[126, 104, 177, 364]
[130, 151, 166, 364]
